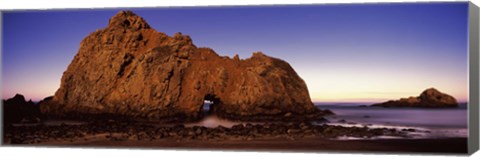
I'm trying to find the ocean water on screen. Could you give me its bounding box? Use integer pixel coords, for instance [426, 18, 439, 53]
[317, 103, 468, 139]
[187, 102, 468, 139]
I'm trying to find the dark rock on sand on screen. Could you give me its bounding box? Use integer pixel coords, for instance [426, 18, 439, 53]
[40, 10, 328, 122]
[3, 94, 42, 124]
[371, 88, 458, 108]
[3, 121, 408, 144]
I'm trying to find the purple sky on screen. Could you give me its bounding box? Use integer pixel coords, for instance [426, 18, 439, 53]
[2, 3, 469, 102]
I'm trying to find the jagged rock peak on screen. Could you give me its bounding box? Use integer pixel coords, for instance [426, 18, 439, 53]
[419, 88, 443, 99]
[252, 52, 267, 58]
[418, 87, 457, 103]
[12, 93, 26, 101]
[173, 32, 194, 46]
[4, 93, 27, 103]
[108, 10, 151, 30]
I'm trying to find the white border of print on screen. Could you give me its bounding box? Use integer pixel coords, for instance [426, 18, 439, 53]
[0, 0, 478, 157]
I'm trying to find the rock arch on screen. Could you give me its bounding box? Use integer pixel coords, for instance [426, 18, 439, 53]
[40, 11, 329, 122]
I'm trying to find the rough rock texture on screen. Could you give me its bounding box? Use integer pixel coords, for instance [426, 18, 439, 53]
[371, 88, 458, 108]
[3, 94, 41, 124]
[40, 11, 328, 122]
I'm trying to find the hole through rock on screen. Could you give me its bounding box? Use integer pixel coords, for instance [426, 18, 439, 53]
[202, 94, 220, 116]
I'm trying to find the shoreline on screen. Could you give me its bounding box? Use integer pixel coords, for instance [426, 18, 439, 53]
[2, 120, 468, 154]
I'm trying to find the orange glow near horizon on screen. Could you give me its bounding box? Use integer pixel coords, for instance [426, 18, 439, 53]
[3, 56, 469, 103]
[3, 58, 469, 103]
[299, 67, 469, 103]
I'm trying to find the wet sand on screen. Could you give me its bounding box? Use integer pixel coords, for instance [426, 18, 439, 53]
[35, 136, 467, 154]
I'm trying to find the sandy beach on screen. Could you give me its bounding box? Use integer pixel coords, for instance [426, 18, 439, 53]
[29, 136, 467, 154]
[3, 120, 467, 154]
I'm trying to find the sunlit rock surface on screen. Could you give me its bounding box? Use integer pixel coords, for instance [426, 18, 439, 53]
[40, 11, 329, 122]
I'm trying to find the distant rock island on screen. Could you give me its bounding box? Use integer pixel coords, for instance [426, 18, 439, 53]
[39, 11, 329, 122]
[371, 88, 458, 108]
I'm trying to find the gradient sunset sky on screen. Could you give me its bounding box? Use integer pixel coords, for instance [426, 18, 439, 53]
[2, 3, 469, 102]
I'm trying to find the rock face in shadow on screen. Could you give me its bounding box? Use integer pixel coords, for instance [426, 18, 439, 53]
[3, 94, 41, 124]
[371, 88, 458, 108]
[40, 11, 328, 122]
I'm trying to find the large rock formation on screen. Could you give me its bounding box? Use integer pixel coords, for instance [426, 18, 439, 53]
[3, 94, 41, 124]
[371, 88, 458, 108]
[40, 11, 328, 122]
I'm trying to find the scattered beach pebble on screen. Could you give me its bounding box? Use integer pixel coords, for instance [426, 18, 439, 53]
[3, 120, 411, 144]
